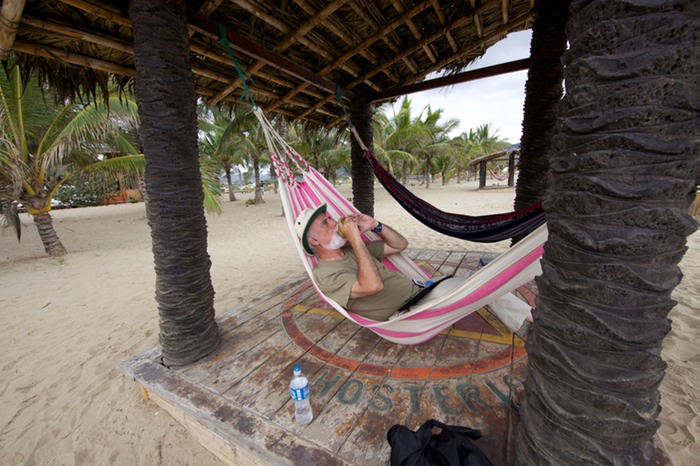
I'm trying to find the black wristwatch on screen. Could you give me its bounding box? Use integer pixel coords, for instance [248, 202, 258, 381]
[372, 222, 383, 233]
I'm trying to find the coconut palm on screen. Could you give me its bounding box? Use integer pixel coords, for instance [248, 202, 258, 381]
[515, 1, 697, 463]
[233, 113, 271, 205]
[198, 103, 256, 203]
[374, 99, 422, 184]
[512, 0, 569, 245]
[128, 0, 219, 367]
[433, 153, 456, 185]
[413, 105, 460, 189]
[0, 65, 139, 255]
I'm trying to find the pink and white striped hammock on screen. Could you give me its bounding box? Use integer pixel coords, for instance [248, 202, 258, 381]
[255, 108, 547, 345]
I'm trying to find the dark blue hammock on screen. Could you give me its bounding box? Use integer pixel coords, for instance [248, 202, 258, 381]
[363, 149, 546, 242]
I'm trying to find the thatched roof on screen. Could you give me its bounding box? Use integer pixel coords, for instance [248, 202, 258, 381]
[3, 0, 535, 126]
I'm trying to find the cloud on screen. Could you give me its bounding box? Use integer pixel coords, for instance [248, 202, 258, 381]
[388, 30, 533, 143]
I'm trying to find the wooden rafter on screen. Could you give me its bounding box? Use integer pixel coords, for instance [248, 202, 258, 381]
[209, 0, 349, 106]
[430, 0, 458, 54]
[300, 1, 529, 121]
[370, 58, 530, 102]
[391, 0, 437, 64]
[59, 0, 130, 28]
[21, 15, 133, 54]
[268, 0, 435, 113]
[233, 0, 360, 80]
[348, 1, 417, 74]
[294, 0, 400, 83]
[13, 0, 537, 126]
[12, 39, 134, 76]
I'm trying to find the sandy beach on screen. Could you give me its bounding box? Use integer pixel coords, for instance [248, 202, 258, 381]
[1, 180, 697, 465]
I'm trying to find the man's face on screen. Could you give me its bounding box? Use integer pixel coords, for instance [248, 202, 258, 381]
[308, 214, 345, 250]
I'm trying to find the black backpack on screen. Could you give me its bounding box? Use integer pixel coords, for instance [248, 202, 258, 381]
[387, 419, 493, 466]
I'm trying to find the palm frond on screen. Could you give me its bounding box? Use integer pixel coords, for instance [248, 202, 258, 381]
[84, 154, 145, 175]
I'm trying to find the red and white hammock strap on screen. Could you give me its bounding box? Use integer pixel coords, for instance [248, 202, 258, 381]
[254, 108, 547, 345]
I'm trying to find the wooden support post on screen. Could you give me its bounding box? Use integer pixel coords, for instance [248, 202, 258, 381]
[349, 95, 375, 216]
[508, 151, 515, 187]
[479, 160, 486, 189]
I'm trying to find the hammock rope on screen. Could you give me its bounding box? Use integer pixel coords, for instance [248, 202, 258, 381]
[255, 108, 547, 345]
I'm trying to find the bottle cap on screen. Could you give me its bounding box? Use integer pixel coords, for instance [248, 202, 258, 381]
[293, 364, 301, 373]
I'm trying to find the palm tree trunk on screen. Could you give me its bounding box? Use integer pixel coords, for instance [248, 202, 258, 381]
[129, 0, 219, 367]
[226, 170, 237, 201]
[350, 95, 375, 216]
[33, 211, 67, 256]
[512, 0, 570, 244]
[253, 157, 264, 204]
[516, 1, 697, 463]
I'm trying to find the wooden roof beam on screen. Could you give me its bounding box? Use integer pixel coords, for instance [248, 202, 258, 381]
[185, 9, 353, 101]
[370, 58, 530, 103]
[431, 0, 458, 54]
[198, 0, 226, 18]
[301, 10, 532, 123]
[390, 0, 437, 64]
[0, 0, 26, 60]
[20, 15, 134, 54]
[58, 0, 131, 28]
[12, 39, 135, 76]
[53, 0, 349, 108]
[233, 0, 359, 79]
[267, 0, 434, 114]
[202, 1, 366, 107]
[346, 0, 431, 76]
[293, 0, 400, 84]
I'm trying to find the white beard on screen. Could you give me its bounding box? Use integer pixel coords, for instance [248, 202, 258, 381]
[324, 232, 347, 250]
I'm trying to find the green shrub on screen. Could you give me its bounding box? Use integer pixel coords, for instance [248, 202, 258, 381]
[55, 177, 111, 207]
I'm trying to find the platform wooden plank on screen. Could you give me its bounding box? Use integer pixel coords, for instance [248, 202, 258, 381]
[120, 248, 672, 466]
[119, 349, 344, 466]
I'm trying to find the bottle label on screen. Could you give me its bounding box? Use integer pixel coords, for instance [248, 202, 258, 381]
[290, 384, 309, 401]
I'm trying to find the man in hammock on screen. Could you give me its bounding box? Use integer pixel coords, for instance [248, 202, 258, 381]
[295, 204, 533, 330]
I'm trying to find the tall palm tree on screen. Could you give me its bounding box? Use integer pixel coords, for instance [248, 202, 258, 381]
[512, 0, 570, 245]
[515, 0, 697, 463]
[0, 65, 139, 255]
[288, 122, 349, 184]
[129, 0, 219, 367]
[414, 106, 460, 189]
[375, 99, 422, 184]
[433, 153, 456, 185]
[198, 104, 245, 202]
[233, 115, 271, 205]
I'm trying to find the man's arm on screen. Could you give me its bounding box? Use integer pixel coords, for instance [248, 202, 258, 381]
[348, 213, 408, 256]
[339, 218, 384, 299]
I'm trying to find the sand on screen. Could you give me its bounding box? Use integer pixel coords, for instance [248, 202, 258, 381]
[1, 180, 697, 465]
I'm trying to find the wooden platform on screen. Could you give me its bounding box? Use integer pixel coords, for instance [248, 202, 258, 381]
[117, 248, 538, 465]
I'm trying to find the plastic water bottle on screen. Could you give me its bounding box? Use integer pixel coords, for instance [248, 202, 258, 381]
[290, 365, 313, 425]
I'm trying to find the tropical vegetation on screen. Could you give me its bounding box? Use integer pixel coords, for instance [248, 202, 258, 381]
[0, 65, 140, 255]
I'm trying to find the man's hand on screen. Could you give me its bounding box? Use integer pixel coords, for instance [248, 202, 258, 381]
[339, 217, 361, 242]
[348, 213, 378, 234]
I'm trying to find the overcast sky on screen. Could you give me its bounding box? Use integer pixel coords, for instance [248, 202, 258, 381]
[386, 30, 532, 144]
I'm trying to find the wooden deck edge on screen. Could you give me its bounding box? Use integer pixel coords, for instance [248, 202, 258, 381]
[118, 352, 348, 466]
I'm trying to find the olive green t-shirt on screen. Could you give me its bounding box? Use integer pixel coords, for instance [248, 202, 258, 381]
[313, 241, 418, 321]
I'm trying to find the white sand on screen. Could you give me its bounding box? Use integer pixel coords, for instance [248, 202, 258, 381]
[1, 180, 697, 465]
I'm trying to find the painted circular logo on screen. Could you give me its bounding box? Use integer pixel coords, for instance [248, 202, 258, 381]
[282, 279, 534, 380]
